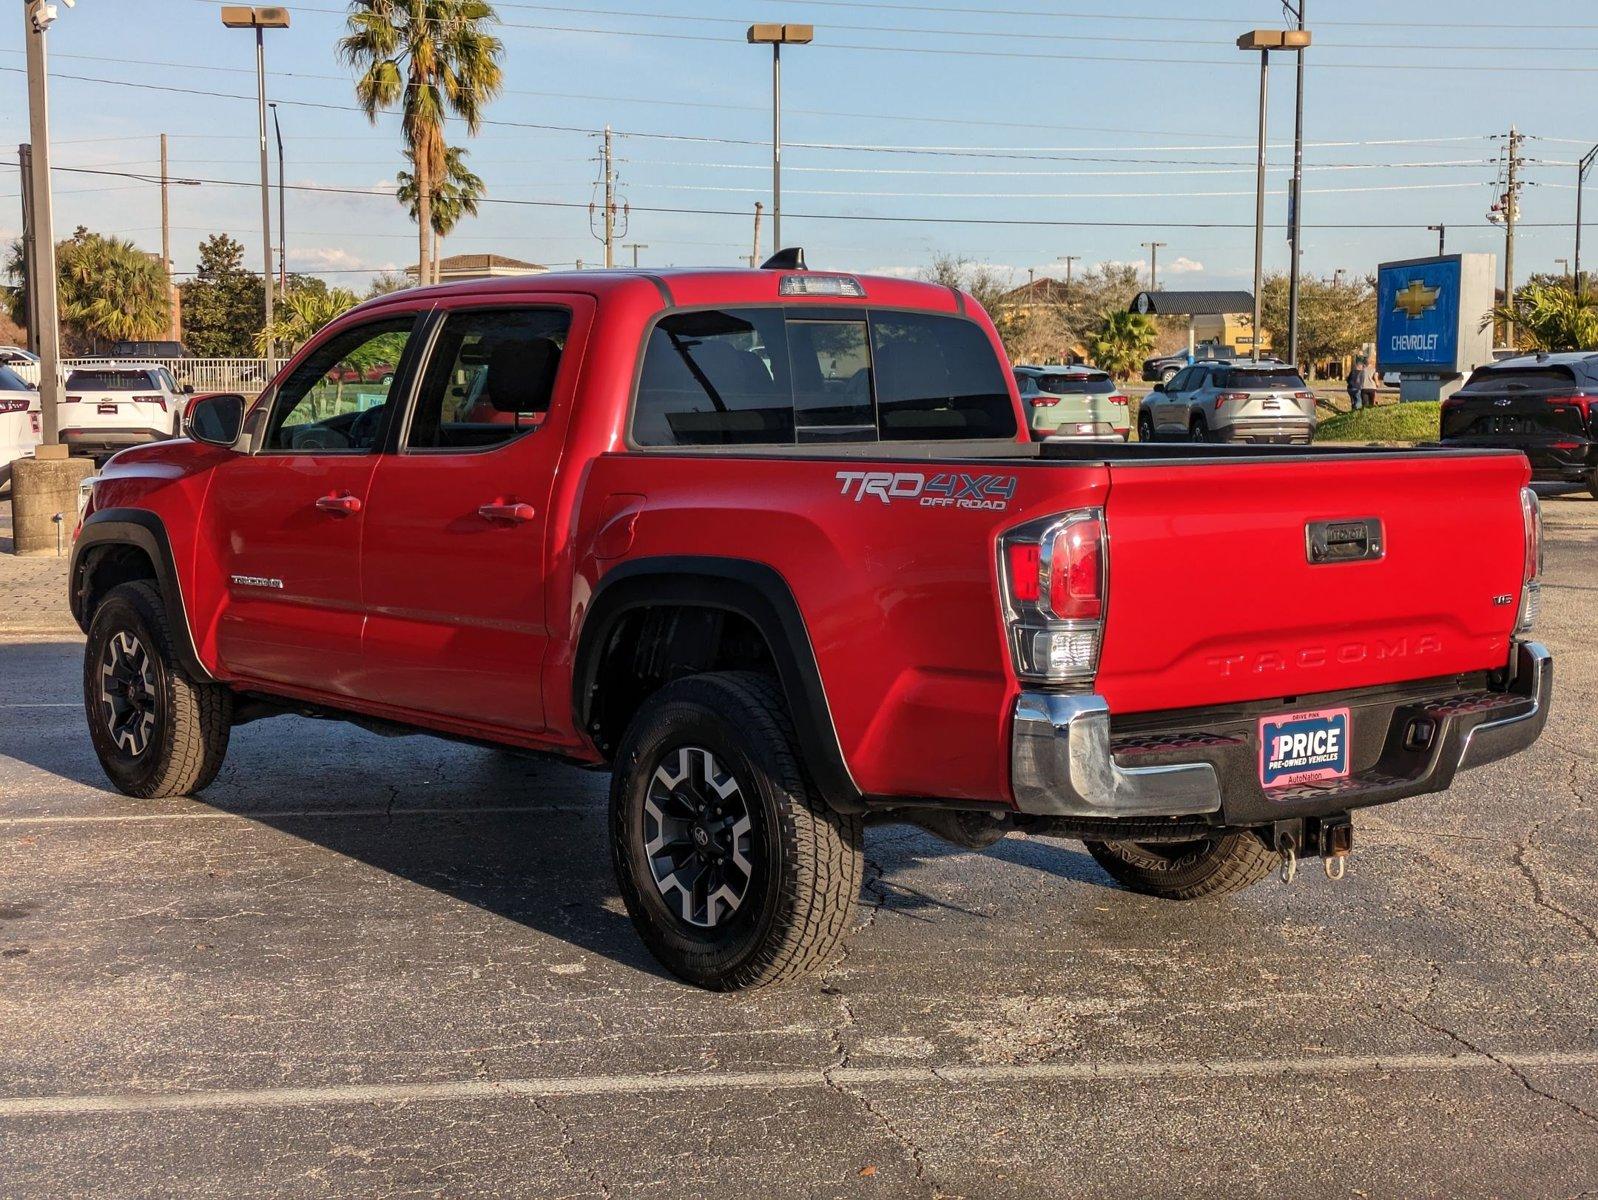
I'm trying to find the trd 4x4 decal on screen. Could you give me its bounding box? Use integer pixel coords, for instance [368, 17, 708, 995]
[834, 470, 1017, 511]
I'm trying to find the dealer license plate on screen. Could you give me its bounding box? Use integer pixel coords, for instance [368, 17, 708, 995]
[1259, 707, 1350, 789]
[97, 403, 117, 415]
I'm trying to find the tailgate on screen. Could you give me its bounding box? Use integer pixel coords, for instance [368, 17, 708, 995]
[1095, 452, 1529, 714]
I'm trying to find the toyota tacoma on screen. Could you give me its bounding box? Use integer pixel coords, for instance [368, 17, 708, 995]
[70, 254, 1552, 990]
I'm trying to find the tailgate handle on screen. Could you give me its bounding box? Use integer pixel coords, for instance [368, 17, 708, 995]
[1306, 517, 1384, 564]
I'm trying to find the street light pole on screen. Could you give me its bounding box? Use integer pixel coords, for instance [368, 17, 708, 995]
[747, 23, 813, 254]
[1284, 1, 1307, 371]
[1139, 241, 1165, 292]
[221, 7, 289, 372]
[1575, 144, 1598, 299]
[22, 0, 63, 446]
[1237, 28, 1310, 363]
[1428, 223, 1446, 256]
[1250, 48, 1268, 362]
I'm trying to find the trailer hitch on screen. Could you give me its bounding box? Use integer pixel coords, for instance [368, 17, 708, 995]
[1272, 813, 1354, 884]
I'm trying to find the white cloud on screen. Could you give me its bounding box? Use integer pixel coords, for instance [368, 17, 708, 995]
[1164, 256, 1205, 275]
[288, 246, 393, 274]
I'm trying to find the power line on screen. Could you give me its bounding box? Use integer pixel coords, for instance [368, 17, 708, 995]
[9, 159, 1583, 232]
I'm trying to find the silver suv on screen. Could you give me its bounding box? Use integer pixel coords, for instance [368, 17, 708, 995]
[1139, 360, 1316, 444]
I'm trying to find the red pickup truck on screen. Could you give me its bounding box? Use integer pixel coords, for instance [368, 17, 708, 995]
[70, 257, 1552, 990]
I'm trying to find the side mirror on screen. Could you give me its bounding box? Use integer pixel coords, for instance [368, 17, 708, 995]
[186, 392, 246, 448]
[1152, 382, 1165, 393]
[182, 383, 195, 395]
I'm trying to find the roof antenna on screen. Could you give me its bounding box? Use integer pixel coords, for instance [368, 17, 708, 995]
[760, 247, 806, 271]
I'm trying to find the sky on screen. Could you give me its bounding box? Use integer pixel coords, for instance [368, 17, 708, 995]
[1, 0, 1594, 296]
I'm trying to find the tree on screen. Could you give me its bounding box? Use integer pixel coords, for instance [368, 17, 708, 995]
[1259, 271, 1375, 375]
[397, 144, 485, 280]
[1088, 311, 1157, 379]
[340, 0, 503, 287]
[3, 227, 169, 353]
[365, 271, 411, 298]
[1487, 280, 1598, 351]
[179, 234, 265, 357]
[921, 254, 1029, 356]
[254, 287, 362, 356]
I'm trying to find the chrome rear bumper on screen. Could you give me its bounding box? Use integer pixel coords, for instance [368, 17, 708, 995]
[1010, 642, 1551, 821]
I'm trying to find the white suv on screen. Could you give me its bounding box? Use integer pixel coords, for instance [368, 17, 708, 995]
[60, 362, 191, 460]
[0, 363, 41, 492]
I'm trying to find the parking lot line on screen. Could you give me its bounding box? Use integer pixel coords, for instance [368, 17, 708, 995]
[3, 1050, 1595, 1118]
[0, 803, 597, 828]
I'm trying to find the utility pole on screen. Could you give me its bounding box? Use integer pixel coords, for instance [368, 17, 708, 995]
[1057, 254, 1079, 302]
[1575, 145, 1597, 299]
[1285, 0, 1307, 371]
[1428, 223, 1446, 257]
[1140, 241, 1165, 292]
[750, 201, 763, 266]
[160, 132, 179, 342]
[270, 102, 286, 292]
[1504, 126, 1522, 346]
[623, 242, 648, 268]
[23, 0, 62, 446]
[17, 143, 39, 356]
[603, 125, 615, 268]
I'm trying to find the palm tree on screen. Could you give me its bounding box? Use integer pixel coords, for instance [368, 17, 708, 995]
[339, 0, 503, 286]
[397, 144, 485, 281]
[254, 287, 361, 356]
[1088, 311, 1157, 380]
[4, 228, 169, 352]
[1486, 282, 1598, 351]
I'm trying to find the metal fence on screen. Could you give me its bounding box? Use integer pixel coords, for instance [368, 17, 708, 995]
[61, 357, 272, 393]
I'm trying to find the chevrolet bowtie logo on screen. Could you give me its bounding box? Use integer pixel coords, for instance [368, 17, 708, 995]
[1393, 279, 1441, 319]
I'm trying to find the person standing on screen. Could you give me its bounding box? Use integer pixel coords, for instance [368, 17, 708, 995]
[1346, 358, 1364, 411]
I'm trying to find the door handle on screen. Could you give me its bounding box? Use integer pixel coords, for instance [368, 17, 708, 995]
[478, 501, 536, 523]
[314, 492, 363, 516]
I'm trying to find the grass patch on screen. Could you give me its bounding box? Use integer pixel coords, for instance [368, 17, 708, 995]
[1317, 401, 1440, 444]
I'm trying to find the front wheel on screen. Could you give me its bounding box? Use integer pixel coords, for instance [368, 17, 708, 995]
[83, 580, 232, 798]
[609, 672, 864, 990]
[1587, 467, 1598, 501]
[1190, 415, 1211, 443]
[1136, 410, 1156, 443]
[1159, 367, 1179, 385]
[1083, 832, 1279, 900]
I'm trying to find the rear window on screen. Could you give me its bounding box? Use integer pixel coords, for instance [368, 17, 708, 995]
[1459, 366, 1579, 393]
[1215, 367, 1306, 390]
[632, 307, 1016, 446]
[1038, 373, 1113, 395]
[65, 370, 159, 392]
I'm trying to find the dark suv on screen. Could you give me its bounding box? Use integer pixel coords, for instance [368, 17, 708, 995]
[1441, 352, 1598, 498]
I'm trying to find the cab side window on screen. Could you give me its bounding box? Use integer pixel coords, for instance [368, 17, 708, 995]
[1166, 367, 1193, 393]
[404, 308, 571, 451]
[263, 316, 416, 452]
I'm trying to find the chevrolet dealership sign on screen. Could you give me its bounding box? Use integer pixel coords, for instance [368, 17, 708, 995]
[1376, 253, 1495, 378]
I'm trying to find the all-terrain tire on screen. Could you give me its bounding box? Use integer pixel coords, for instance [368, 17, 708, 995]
[83, 580, 232, 798]
[609, 671, 863, 990]
[1082, 832, 1279, 900]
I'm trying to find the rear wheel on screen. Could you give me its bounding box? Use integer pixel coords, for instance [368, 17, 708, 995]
[83, 581, 232, 798]
[1190, 415, 1211, 443]
[1083, 832, 1279, 900]
[1136, 410, 1156, 443]
[609, 671, 864, 990]
[1159, 366, 1179, 385]
[1588, 467, 1598, 501]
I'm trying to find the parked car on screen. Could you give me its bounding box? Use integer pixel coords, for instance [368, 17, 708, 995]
[109, 340, 190, 359]
[1440, 350, 1598, 498]
[1014, 365, 1130, 441]
[0, 345, 41, 387]
[0, 363, 41, 492]
[1140, 343, 1244, 384]
[59, 362, 193, 460]
[1140, 360, 1318, 444]
[70, 260, 1550, 990]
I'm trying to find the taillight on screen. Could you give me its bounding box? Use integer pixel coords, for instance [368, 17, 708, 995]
[133, 394, 167, 410]
[1000, 510, 1107, 685]
[64, 395, 81, 403]
[29, 413, 39, 435]
[1214, 391, 1249, 407]
[1029, 396, 1059, 408]
[0, 398, 27, 413]
[1294, 390, 1315, 401]
[1517, 486, 1542, 634]
[1108, 393, 1129, 406]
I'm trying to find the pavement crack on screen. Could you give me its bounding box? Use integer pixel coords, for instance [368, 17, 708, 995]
[529, 1094, 613, 1200]
[1512, 820, 1598, 948]
[820, 1067, 940, 1198]
[1396, 1004, 1598, 1130]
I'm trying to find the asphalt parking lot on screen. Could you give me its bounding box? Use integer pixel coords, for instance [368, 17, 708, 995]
[2, 492, 1596, 1199]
